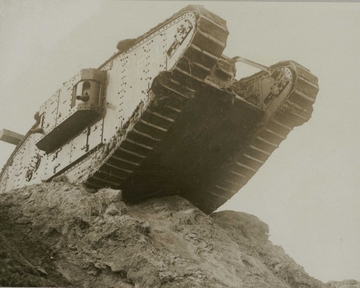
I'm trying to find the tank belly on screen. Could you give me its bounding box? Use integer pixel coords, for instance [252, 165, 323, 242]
[119, 84, 265, 207]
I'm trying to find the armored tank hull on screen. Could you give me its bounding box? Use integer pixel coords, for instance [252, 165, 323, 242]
[0, 5, 319, 214]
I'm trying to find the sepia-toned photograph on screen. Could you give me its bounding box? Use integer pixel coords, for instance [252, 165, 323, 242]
[0, 1, 359, 287]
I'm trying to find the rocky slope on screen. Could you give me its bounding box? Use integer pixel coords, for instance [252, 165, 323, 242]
[0, 179, 338, 287]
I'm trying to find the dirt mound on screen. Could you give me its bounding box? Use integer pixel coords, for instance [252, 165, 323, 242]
[0, 182, 328, 287]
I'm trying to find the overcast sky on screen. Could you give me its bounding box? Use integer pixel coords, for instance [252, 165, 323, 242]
[0, 0, 359, 283]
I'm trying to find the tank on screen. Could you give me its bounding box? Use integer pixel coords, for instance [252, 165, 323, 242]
[0, 5, 319, 214]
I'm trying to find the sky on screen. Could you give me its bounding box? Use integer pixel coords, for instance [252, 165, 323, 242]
[0, 0, 360, 283]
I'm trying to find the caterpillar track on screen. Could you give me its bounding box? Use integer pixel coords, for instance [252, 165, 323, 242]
[0, 5, 319, 214]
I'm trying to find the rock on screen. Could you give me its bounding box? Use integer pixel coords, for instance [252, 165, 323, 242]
[52, 175, 69, 182]
[105, 203, 121, 216]
[98, 188, 123, 203]
[113, 281, 134, 288]
[35, 266, 48, 276]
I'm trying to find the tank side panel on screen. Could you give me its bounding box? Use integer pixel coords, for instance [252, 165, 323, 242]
[87, 119, 104, 151]
[56, 75, 80, 126]
[39, 90, 60, 135]
[3, 164, 13, 192]
[101, 13, 197, 147]
[0, 166, 8, 193]
[2, 134, 44, 191]
[45, 77, 77, 176]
